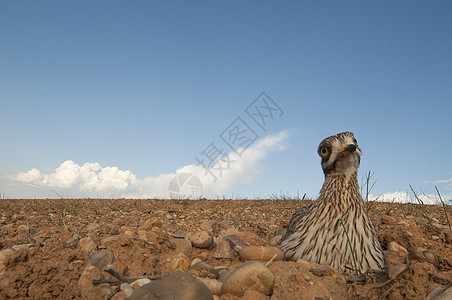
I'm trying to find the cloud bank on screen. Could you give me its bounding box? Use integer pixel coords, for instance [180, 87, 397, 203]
[9, 130, 291, 198]
[368, 191, 451, 205]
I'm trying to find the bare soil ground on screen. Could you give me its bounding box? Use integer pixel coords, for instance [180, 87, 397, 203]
[0, 198, 451, 299]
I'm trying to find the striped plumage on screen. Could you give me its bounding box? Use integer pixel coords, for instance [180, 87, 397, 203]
[280, 132, 385, 273]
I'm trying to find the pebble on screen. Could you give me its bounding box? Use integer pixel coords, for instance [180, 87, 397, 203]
[387, 241, 408, 257]
[216, 219, 235, 231]
[0, 248, 15, 276]
[213, 239, 233, 259]
[310, 267, 334, 277]
[170, 237, 193, 256]
[432, 274, 451, 285]
[197, 277, 222, 295]
[424, 285, 452, 300]
[188, 262, 219, 279]
[16, 224, 29, 235]
[170, 252, 190, 271]
[130, 278, 152, 288]
[84, 285, 113, 300]
[220, 261, 275, 296]
[78, 265, 101, 299]
[88, 249, 115, 271]
[79, 237, 96, 253]
[86, 223, 101, 232]
[173, 232, 186, 238]
[128, 270, 213, 300]
[223, 235, 249, 252]
[234, 231, 265, 246]
[381, 215, 396, 224]
[239, 246, 284, 262]
[119, 283, 134, 298]
[387, 265, 407, 279]
[186, 231, 214, 249]
[242, 289, 268, 300]
[200, 220, 213, 232]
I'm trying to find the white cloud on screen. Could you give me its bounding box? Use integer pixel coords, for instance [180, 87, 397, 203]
[9, 130, 291, 198]
[433, 177, 452, 189]
[368, 191, 451, 205]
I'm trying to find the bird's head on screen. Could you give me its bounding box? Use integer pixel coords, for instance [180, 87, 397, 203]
[317, 132, 361, 177]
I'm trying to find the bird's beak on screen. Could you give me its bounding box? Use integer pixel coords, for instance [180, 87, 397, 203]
[339, 144, 357, 155]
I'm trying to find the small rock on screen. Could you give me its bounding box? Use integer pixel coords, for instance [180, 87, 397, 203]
[0, 248, 15, 276]
[242, 289, 268, 300]
[239, 246, 284, 262]
[110, 228, 120, 235]
[191, 258, 202, 266]
[138, 230, 148, 241]
[220, 261, 275, 296]
[17, 224, 29, 235]
[128, 270, 213, 300]
[88, 249, 115, 271]
[432, 274, 451, 285]
[170, 252, 190, 271]
[130, 278, 152, 288]
[78, 265, 101, 299]
[387, 265, 407, 279]
[110, 291, 126, 300]
[173, 232, 186, 238]
[223, 235, 249, 252]
[423, 250, 436, 264]
[387, 241, 408, 257]
[289, 274, 306, 284]
[310, 267, 334, 277]
[381, 215, 396, 224]
[216, 219, 235, 231]
[170, 237, 193, 256]
[84, 286, 113, 300]
[234, 231, 265, 246]
[119, 283, 134, 297]
[431, 235, 440, 241]
[188, 262, 219, 279]
[408, 250, 425, 262]
[86, 223, 101, 232]
[186, 231, 214, 249]
[197, 277, 222, 295]
[16, 234, 35, 244]
[424, 285, 452, 300]
[213, 239, 233, 259]
[79, 237, 96, 253]
[200, 220, 213, 232]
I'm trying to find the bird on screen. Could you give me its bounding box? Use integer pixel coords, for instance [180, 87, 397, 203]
[280, 132, 385, 274]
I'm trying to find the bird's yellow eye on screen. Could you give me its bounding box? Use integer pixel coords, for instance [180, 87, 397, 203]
[320, 147, 329, 157]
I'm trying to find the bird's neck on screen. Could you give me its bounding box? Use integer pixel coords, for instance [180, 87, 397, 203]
[319, 172, 363, 208]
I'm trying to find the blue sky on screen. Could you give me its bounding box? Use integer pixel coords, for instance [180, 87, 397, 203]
[1, 1, 451, 202]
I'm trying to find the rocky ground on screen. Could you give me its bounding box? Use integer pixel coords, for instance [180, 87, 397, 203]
[0, 198, 451, 299]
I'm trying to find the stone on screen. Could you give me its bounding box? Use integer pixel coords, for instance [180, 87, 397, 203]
[128, 270, 213, 300]
[239, 246, 284, 262]
[309, 266, 335, 277]
[289, 274, 306, 285]
[223, 235, 249, 252]
[169, 237, 193, 256]
[213, 239, 233, 259]
[79, 237, 96, 253]
[0, 248, 15, 276]
[78, 265, 101, 299]
[120, 283, 134, 298]
[173, 232, 186, 238]
[186, 231, 214, 249]
[170, 252, 190, 271]
[432, 274, 451, 285]
[424, 285, 452, 300]
[221, 261, 275, 296]
[84, 286, 113, 300]
[216, 219, 235, 231]
[197, 277, 222, 295]
[188, 262, 219, 279]
[130, 278, 152, 288]
[86, 223, 101, 232]
[381, 215, 396, 224]
[234, 231, 265, 246]
[242, 289, 268, 300]
[387, 241, 408, 257]
[88, 249, 115, 271]
[138, 230, 148, 241]
[200, 220, 213, 232]
[16, 224, 29, 235]
[387, 265, 407, 279]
